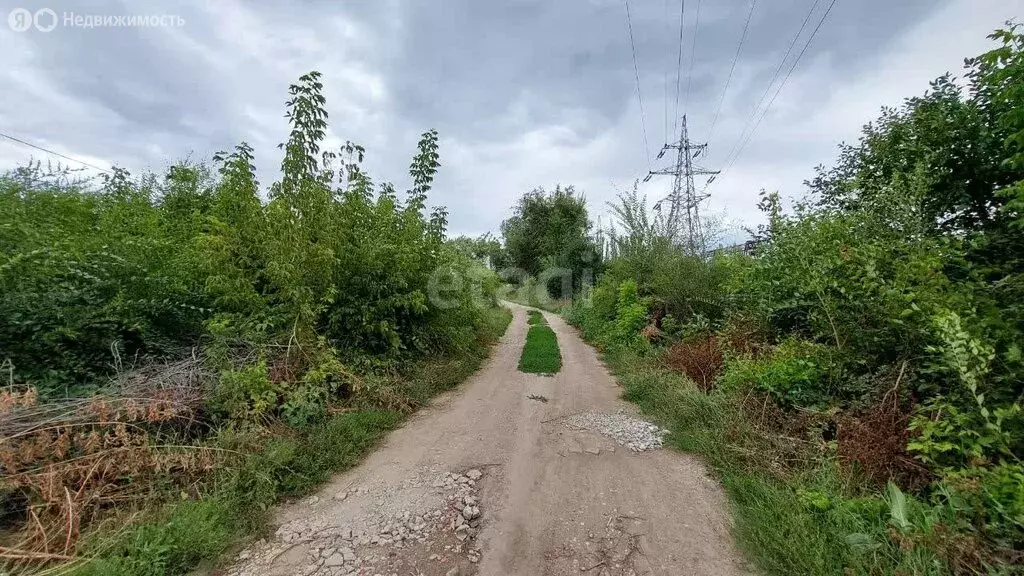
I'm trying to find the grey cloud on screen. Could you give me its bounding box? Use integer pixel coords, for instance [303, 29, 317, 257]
[0, 0, 1013, 239]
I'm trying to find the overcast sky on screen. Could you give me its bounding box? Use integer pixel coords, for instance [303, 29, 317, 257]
[1, 0, 1020, 238]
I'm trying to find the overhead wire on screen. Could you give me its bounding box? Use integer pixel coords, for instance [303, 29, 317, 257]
[682, 0, 703, 115]
[705, 0, 756, 146]
[663, 0, 670, 143]
[722, 0, 838, 173]
[720, 0, 822, 168]
[672, 0, 686, 137]
[0, 130, 111, 174]
[623, 0, 652, 168]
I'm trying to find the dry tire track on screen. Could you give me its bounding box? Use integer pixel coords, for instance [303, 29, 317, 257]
[223, 303, 752, 576]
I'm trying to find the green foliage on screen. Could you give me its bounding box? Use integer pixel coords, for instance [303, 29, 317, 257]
[804, 23, 1024, 399]
[449, 232, 503, 267]
[720, 339, 831, 407]
[941, 462, 1024, 552]
[500, 185, 601, 297]
[736, 205, 962, 374]
[518, 324, 562, 374]
[213, 361, 278, 421]
[1, 70, 495, 402]
[611, 280, 650, 349]
[603, 189, 734, 324]
[563, 25, 1024, 573]
[0, 163, 210, 396]
[567, 276, 655, 353]
[908, 311, 1022, 471]
[810, 73, 1019, 235]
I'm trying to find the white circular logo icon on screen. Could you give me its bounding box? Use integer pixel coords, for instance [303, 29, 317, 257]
[7, 7, 32, 32]
[7, 7, 58, 32]
[34, 8, 57, 32]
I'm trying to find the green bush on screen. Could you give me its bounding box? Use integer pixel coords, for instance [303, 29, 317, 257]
[941, 462, 1024, 553]
[0, 165, 210, 397]
[611, 280, 650, 348]
[736, 204, 964, 376]
[0, 71, 496, 402]
[566, 277, 653, 353]
[563, 25, 1024, 574]
[720, 339, 833, 407]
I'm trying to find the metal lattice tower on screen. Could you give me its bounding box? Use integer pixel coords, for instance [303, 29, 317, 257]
[644, 114, 720, 254]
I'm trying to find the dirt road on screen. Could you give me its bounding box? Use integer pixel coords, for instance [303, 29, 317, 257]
[225, 304, 751, 576]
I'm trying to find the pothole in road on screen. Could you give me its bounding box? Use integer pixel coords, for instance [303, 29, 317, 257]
[548, 512, 651, 576]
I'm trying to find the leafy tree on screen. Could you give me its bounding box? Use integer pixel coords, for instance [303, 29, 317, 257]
[809, 73, 1020, 235]
[500, 185, 601, 294]
[966, 25, 1024, 344]
[449, 233, 503, 268]
[0, 70, 496, 399]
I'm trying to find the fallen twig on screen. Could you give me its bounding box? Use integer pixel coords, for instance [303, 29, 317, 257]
[0, 547, 75, 561]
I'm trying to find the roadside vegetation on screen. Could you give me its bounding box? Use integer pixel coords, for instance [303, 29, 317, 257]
[499, 26, 1024, 575]
[518, 312, 562, 375]
[504, 280, 571, 312]
[0, 71, 508, 574]
[493, 186, 601, 312]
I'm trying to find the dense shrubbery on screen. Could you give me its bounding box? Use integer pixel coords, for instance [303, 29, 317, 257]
[1, 70, 497, 399]
[0, 71, 504, 571]
[499, 185, 603, 300]
[568, 26, 1024, 574]
[0, 164, 210, 397]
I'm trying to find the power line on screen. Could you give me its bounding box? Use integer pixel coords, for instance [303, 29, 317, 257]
[682, 0, 703, 115]
[623, 0, 651, 168]
[672, 0, 686, 136]
[0, 130, 111, 174]
[705, 0, 756, 145]
[663, 0, 670, 143]
[723, 0, 838, 173]
[720, 0, 823, 169]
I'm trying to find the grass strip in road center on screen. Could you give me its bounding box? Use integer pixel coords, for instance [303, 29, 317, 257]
[518, 321, 562, 375]
[527, 310, 546, 325]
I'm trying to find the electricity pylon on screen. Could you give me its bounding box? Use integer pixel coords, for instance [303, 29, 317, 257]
[644, 114, 720, 254]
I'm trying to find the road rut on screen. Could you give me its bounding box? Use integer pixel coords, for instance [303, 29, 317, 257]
[224, 303, 751, 576]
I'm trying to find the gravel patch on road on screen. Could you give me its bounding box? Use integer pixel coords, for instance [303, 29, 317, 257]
[564, 410, 669, 452]
[227, 468, 487, 576]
